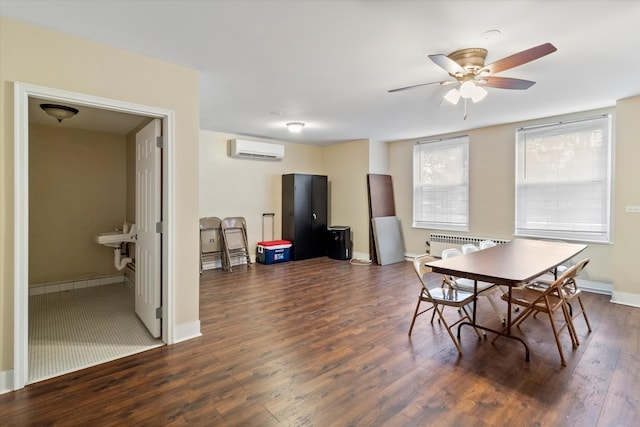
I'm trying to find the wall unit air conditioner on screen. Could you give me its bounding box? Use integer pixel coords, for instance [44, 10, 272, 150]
[229, 139, 285, 161]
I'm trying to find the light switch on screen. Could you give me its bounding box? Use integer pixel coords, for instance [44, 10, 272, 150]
[625, 206, 640, 213]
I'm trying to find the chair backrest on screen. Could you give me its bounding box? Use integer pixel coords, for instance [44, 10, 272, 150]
[440, 249, 463, 288]
[479, 240, 497, 250]
[541, 261, 583, 300]
[441, 248, 462, 259]
[221, 217, 248, 250]
[573, 258, 590, 275]
[518, 262, 581, 309]
[200, 217, 221, 230]
[461, 244, 479, 254]
[222, 217, 246, 229]
[563, 258, 590, 295]
[413, 254, 435, 279]
[200, 217, 222, 253]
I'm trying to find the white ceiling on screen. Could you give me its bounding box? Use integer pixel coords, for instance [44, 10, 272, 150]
[3, 0, 640, 145]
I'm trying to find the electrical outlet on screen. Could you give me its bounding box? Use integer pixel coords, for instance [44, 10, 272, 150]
[625, 206, 640, 213]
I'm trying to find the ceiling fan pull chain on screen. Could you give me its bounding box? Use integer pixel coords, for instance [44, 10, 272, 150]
[464, 98, 468, 120]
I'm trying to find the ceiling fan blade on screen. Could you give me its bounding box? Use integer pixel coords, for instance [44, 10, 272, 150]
[388, 80, 453, 93]
[429, 54, 466, 75]
[483, 43, 557, 75]
[481, 76, 536, 90]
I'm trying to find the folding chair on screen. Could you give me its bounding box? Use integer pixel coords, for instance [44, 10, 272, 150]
[409, 254, 482, 355]
[495, 263, 581, 366]
[527, 258, 592, 344]
[221, 217, 252, 271]
[199, 217, 226, 273]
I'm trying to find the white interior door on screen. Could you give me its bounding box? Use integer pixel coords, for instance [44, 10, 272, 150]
[135, 119, 161, 337]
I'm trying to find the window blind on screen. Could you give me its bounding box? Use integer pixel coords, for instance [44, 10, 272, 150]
[515, 115, 612, 242]
[413, 136, 469, 231]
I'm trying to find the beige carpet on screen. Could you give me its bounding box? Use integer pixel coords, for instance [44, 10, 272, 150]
[29, 283, 164, 383]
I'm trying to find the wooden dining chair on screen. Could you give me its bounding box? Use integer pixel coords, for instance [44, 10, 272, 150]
[409, 254, 482, 355]
[494, 263, 581, 366]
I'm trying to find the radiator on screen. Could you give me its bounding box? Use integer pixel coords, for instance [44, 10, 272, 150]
[429, 233, 509, 257]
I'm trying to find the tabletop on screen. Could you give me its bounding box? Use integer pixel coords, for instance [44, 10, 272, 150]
[426, 238, 587, 286]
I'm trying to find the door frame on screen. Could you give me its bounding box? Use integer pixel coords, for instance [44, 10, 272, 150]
[13, 82, 176, 390]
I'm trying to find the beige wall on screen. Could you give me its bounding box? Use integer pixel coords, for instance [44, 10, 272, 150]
[368, 139, 389, 175]
[29, 125, 127, 285]
[323, 139, 370, 257]
[389, 103, 640, 297]
[199, 131, 325, 253]
[200, 131, 372, 258]
[1, 18, 200, 373]
[612, 96, 640, 297]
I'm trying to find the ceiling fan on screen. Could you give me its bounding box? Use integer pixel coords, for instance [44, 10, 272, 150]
[389, 42, 557, 118]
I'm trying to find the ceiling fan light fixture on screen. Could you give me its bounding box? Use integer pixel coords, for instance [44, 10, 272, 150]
[459, 81, 477, 99]
[443, 88, 461, 105]
[40, 103, 79, 123]
[471, 85, 487, 103]
[286, 122, 305, 133]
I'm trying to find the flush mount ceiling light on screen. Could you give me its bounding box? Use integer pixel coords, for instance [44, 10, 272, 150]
[286, 122, 305, 133]
[40, 103, 79, 123]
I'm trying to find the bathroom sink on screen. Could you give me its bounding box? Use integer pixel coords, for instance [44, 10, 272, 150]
[94, 226, 137, 248]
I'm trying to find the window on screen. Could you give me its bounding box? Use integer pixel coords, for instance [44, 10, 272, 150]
[515, 115, 612, 242]
[413, 136, 469, 231]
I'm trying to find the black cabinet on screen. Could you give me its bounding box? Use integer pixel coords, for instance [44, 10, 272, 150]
[282, 174, 328, 260]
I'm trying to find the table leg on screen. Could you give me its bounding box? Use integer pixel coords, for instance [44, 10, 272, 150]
[457, 283, 530, 362]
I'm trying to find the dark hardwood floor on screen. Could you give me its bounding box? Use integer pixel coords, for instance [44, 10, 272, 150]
[1, 257, 638, 426]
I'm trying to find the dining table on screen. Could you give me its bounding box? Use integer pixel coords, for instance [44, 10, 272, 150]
[425, 238, 587, 361]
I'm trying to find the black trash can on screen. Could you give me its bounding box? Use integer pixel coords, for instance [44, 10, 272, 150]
[327, 226, 351, 260]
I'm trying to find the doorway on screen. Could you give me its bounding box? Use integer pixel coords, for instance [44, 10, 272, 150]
[14, 82, 176, 390]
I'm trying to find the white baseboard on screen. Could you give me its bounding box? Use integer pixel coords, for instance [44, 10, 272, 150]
[610, 291, 640, 308]
[0, 369, 14, 395]
[173, 320, 202, 344]
[351, 251, 371, 262]
[579, 279, 612, 295]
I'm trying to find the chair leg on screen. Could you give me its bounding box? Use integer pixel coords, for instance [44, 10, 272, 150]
[434, 305, 464, 355]
[560, 299, 579, 348]
[492, 305, 532, 344]
[546, 309, 567, 367]
[486, 294, 506, 324]
[460, 305, 484, 339]
[577, 296, 592, 332]
[512, 306, 535, 329]
[408, 297, 422, 336]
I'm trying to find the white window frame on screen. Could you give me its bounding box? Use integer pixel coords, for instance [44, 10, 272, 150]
[514, 114, 612, 243]
[413, 136, 469, 231]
